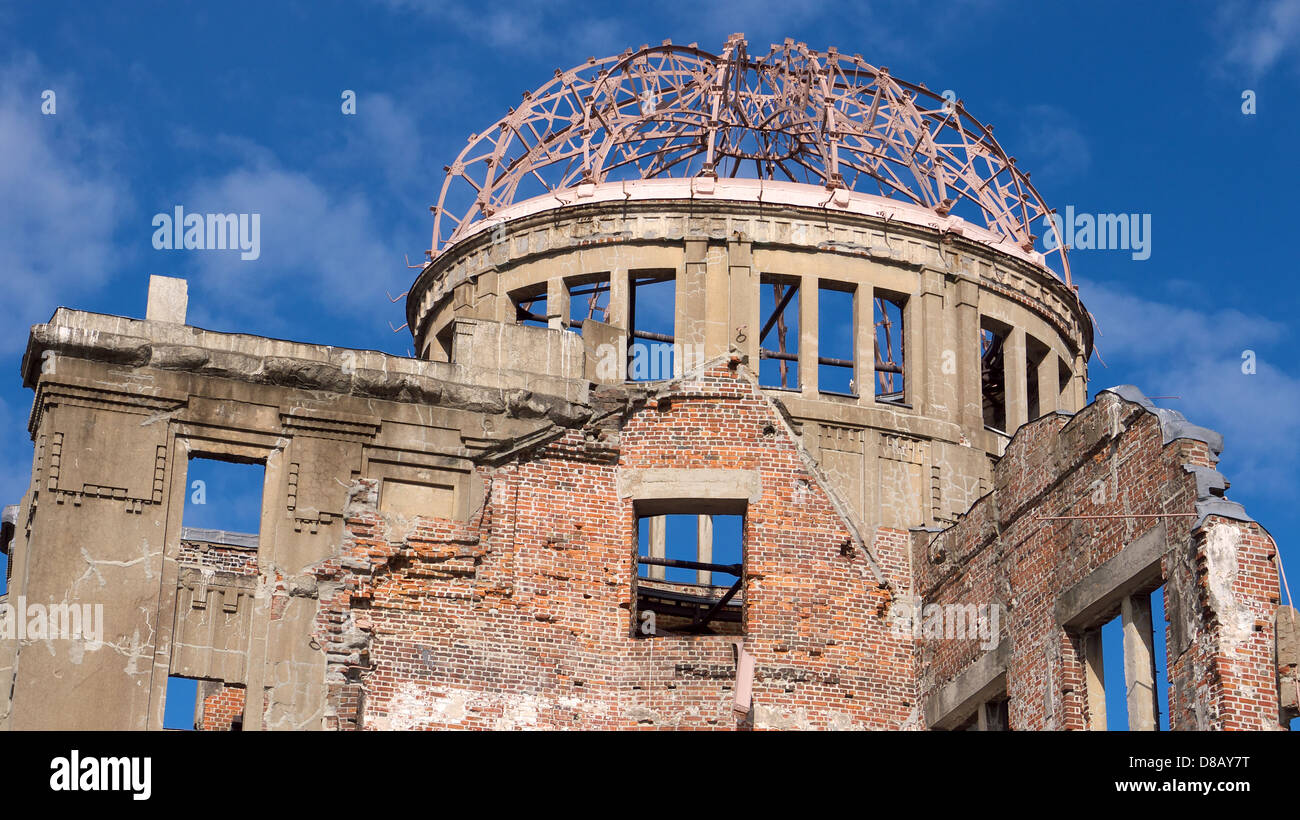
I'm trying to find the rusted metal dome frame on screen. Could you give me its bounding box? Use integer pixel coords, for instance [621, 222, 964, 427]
[431, 33, 1069, 285]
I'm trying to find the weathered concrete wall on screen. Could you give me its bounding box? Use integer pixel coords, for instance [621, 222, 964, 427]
[1, 287, 1284, 731]
[408, 199, 1093, 539]
[915, 386, 1284, 730]
[1, 309, 594, 730]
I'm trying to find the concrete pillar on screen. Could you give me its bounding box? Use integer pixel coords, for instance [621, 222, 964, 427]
[919, 270, 951, 420]
[677, 238, 709, 377]
[1004, 327, 1028, 432]
[696, 515, 712, 585]
[546, 277, 569, 331]
[800, 275, 818, 394]
[954, 276, 983, 432]
[728, 239, 759, 364]
[1036, 351, 1059, 417]
[647, 516, 666, 580]
[1072, 351, 1089, 412]
[1122, 593, 1159, 731]
[703, 243, 729, 361]
[1083, 627, 1107, 730]
[608, 269, 629, 331]
[852, 285, 869, 400]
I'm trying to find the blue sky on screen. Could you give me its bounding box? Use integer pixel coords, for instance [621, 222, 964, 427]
[0, 1, 1297, 721]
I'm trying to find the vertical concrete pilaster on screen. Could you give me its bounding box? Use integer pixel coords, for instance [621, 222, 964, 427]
[728, 239, 759, 364]
[648, 516, 666, 580]
[954, 276, 983, 432]
[546, 277, 569, 331]
[1122, 593, 1159, 731]
[854, 285, 872, 401]
[696, 515, 713, 585]
[1083, 627, 1107, 730]
[1004, 327, 1028, 432]
[677, 239, 709, 378]
[609, 268, 629, 332]
[1036, 352, 1059, 417]
[915, 269, 945, 416]
[800, 275, 818, 395]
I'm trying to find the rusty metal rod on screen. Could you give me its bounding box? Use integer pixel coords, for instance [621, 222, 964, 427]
[1035, 513, 1198, 521]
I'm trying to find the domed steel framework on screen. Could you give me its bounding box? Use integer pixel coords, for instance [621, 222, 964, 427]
[431, 33, 1070, 284]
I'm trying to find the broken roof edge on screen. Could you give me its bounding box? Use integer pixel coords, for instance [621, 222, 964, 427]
[1093, 385, 1264, 533]
[1097, 384, 1224, 454]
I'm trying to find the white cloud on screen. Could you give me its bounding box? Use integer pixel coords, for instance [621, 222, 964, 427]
[176, 160, 399, 337]
[0, 54, 125, 353]
[1218, 0, 1300, 78]
[1016, 104, 1091, 183]
[1084, 282, 1300, 493]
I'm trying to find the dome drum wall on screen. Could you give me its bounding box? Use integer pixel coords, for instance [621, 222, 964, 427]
[408, 193, 1091, 534]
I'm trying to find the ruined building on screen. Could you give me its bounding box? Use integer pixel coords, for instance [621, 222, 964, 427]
[0, 36, 1291, 730]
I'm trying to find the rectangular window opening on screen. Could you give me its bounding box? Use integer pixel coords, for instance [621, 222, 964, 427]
[628, 270, 675, 381]
[759, 275, 800, 390]
[874, 292, 906, 403]
[980, 319, 1009, 432]
[567, 273, 611, 337]
[634, 512, 745, 637]
[510, 285, 548, 329]
[818, 283, 855, 395]
[1095, 586, 1168, 731]
[184, 456, 266, 536]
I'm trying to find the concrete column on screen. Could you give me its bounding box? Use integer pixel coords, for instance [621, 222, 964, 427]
[546, 277, 569, 331]
[647, 516, 666, 580]
[954, 276, 983, 432]
[853, 286, 871, 401]
[728, 240, 759, 364]
[1072, 351, 1089, 413]
[696, 515, 713, 585]
[799, 275, 818, 394]
[608, 269, 629, 331]
[1004, 327, 1028, 432]
[703, 243, 729, 361]
[1122, 593, 1159, 731]
[919, 270, 952, 421]
[1036, 351, 1059, 417]
[676, 239, 708, 378]
[1083, 627, 1107, 730]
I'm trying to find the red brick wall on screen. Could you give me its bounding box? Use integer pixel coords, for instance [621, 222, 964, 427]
[316, 360, 917, 730]
[916, 391, 1283, 730]
[200, 683, 245, 731]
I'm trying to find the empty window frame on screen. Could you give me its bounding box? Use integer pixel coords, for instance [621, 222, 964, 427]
[1085, 586, 1169, 731]
[980, 318, 1010, 432]
[627, 270, 675, 382]
[759, 274, 800, 390]
[818, 282, 856, 395]
[184, 456, 265, 535]
[634, 512, 744, 636]
[510, 285, 548, 329]
[566, 273, 611, 336]
[874, 292, 906, 403]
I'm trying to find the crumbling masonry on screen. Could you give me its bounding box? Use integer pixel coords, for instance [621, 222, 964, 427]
[0, 36, 1292, 730]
